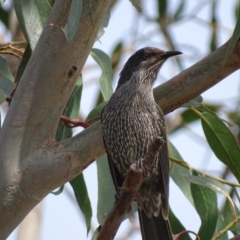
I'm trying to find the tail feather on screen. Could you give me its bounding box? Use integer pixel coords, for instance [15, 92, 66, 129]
[138, 209, 173, 240]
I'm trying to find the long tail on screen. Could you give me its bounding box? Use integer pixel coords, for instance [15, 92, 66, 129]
[138, 209, 173, 240]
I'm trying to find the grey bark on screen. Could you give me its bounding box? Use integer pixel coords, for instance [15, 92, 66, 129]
[0, 1, 240, 239]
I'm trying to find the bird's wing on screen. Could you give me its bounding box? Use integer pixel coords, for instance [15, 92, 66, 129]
[156, 105, 170, 219]
[101, 106, 124, 192]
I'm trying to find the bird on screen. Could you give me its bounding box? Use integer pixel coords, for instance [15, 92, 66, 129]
[101, 47, 182, 240]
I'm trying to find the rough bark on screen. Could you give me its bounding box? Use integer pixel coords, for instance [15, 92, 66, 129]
[0, 1, 240, 239]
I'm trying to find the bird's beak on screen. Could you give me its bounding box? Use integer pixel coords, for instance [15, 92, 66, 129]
[162, 51, 182, 59]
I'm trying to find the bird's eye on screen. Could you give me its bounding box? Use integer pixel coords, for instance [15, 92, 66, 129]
[143, 54, 149, 59]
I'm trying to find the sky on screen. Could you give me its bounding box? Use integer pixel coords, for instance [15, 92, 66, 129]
[2, 0, 240, 239]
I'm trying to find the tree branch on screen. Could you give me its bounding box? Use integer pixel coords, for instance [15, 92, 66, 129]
[62, 39, 240, 163]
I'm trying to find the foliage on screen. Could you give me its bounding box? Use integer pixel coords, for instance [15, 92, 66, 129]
[1, 0, 240, 239]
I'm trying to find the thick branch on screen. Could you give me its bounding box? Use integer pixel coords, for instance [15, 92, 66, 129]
[62, 39, 240, 161]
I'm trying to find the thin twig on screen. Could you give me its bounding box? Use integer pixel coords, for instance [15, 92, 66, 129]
[170, 156, 240, 188]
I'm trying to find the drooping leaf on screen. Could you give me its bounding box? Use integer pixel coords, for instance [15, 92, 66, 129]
[55, 75, 92, 232]
[158, 0, 167, 20]
[97, 7, 110, 39]
[63, 0, 82, 41]
[91, 48, 113, 101]
[213, 215, 228, 240]
[223, 199, 240, 235]
[86, 101, 107, 123]
[183, 175, 229, 197]
[224, 3, 240, 62]
[96, 154, 116, 225]
[181, 95, 203, 108]
[14, 0, 52, 49]
[70, 173, 92, 233]
[191, 180, 218, 240]
[15, 44, 32, 85]
[200, 111, 240, 182]
[129, 0, 141, 12]
[0, 56, 14, 104]
[169, 207, 191, 240]
[210, 1, 218, 51]
[0, 5, 10, 28]
[169, 142, 194, 205]
[111, 41, 123, 72]
[91, 226, 101, 240]
[51, 185, 64, 195]
[173, 0, 185, 21]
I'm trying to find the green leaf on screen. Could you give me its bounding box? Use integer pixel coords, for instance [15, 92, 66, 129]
[181, 95, 203, 108]
[90, 48, 113, 101]
[97, 7, 110, 39]
[200, 112, 240, 182]
[129, 0, 141, 12]
[14, 0, 51, 49]
[210, 1, 218, 51]
[0, 56, 14, 104]
[63, 0, 82, 41]
[0, 5, 10, 29]
[213, 215, 228, 240]
[70, 173, 92, 233]
[55, 75, 92, 233]
[15, 44, 32, 85]
[191, 181, 218, 240]
[223, 200, 240, 235]
[91, 226, 101, 240]
[173, 0, 185, 21]
[169, 207, 191, 240]
[96, 154, 115, 225]
[51, 185, 64, 195]
[183, 175, 229, 197]
[224, 3, 240, 62]
[169, 142, 194, 205]
[111, 41, 123, 72]
[158, 0, 167, 20]
[86, 101, 107, 123]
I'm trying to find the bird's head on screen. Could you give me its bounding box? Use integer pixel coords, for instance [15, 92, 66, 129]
[117, 47, 182, 89]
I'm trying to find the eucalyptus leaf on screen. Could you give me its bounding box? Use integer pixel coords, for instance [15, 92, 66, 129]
[200, 112, 240, 182]
[169, 142, 194, 205]
[183, 175, 229, 196]
[55, 74, 92, 233]
[51, 185, 64, 195]
[191, 181, 218, 240]
[96, 154, 115, 225]
[224, 5, 240, 62]
[0, 56, 14, 104]
[182, 95, 203, 108]
[169, 207, 191, 240]
[70, 173, 92, 233]
[63, 0, 82, 41]
[14, 0, 51, 50]
[86, 101, 107, 123]
[129, 0, 141, 12]
[97, 7, 110, 39]
[213, 215, 228, 240]
[91, 48, 113, 101]
[223, 200, 240, 235]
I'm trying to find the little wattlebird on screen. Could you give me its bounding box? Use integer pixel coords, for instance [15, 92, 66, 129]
[101, 47, 182, 240]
